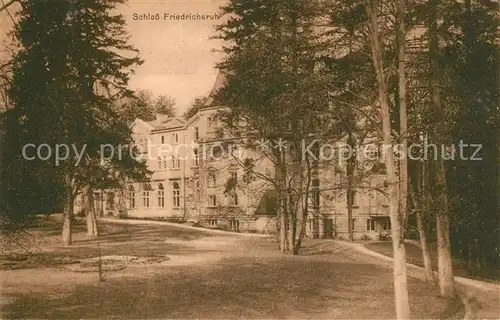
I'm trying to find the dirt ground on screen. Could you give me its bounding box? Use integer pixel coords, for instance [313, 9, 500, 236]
[1, 217, 464, 319]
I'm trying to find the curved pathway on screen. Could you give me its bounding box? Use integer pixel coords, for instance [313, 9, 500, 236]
[1, 220, 465, 319]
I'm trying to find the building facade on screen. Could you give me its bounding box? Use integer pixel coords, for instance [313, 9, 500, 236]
[75, 72, 392, 240]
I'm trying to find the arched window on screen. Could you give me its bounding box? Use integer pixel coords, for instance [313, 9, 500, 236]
[128, 185, 135, 209]
[157, 183, 165, 208]
[142, 183, 151, 208]
[172, 182, 180, 208]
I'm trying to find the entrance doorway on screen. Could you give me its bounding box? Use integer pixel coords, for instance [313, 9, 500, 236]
[323, 218, 334, 239]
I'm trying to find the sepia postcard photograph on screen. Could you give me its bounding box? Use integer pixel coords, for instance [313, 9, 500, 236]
[0, 0, 499, 319]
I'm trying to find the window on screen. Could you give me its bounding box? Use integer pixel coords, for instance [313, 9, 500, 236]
[208, 219, 217, 227]
[106, 192, 114, 210]
[172, 182, 180, 208]
[194, 127, 199, 140]
[308, 219, 314, 231]
[128, 185, 135, 209]
[193, 148, 199, 167]
[208, 195, 216, 207]
[209, 144, 223, 160]
[231, 171, 237, 183]
[161, 135, 165, 144]
[157, 183, 165, 208]
[381, 219, 391, 231]
[367, 219, 375, 231]
[142, 184, 151, 208]
[144, 139, 149, 153]
[94, 192, 102, 212]
[208, 116, 217, 128]
[230, 192, 239, 206]
[229, 219, 240, 232]
[172, 133, 178, 143]
[207, 172, 216, 187]
[138, 139, 146, 153]
[171, 155, 180, 169]
[311, 179, 320, 208]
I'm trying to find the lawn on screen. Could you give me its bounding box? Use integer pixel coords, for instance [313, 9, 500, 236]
[365, 241, 500, 283]
[1, 217, 464, 319]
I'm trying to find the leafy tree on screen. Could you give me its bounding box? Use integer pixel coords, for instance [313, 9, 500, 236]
[3, 0, 150, 245]
[184, 95, 208, 120]
[119, 90, 176, 122]
[154, 94, 176, 117]
[215, 0, 344, 254]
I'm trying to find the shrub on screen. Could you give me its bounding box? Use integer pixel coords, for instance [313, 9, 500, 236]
[379, 232, 391, 241]
[118, 210, 127, 219]
[406, 229, 420, 240]
[360, 234, 372, 241]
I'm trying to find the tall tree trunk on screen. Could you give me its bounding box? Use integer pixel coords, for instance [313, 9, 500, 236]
[84, 185, 99, 238]
[346, 133, 355, 242]
[411, 166, 435, 283]
[434, 160, 456, 298]
[62, 175, 73, 246]
[276, 151, 287, 253]
[294, 190, 309, 255]
[288, 194, 296, 252]
[365, 1, 411, 318]
[397, 0, 408, 244]
[280, 200, 287, 253]
[428, 0, 456, 299]
[293, 158, 311, 255]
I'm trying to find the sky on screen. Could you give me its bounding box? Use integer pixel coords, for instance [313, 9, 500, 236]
[0, 0, 227, 114]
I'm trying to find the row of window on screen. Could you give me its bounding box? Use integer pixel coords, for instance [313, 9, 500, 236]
[366, 218, 391, 231]
[127, 182, 239, 209]
[155, 145, 242, 170]
[159, 127, 200, 145]
[306, 218, 391, 232]
[154, 144, 241, 170]
[310, 180, 385, 209]
[128, 183, 180, 209]
[205, 219, 239, 231]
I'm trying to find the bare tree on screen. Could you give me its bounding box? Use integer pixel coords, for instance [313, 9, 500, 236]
[364, 0, 410, 318]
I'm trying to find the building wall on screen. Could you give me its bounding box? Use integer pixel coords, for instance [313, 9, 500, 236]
[75, 106, 391, 238]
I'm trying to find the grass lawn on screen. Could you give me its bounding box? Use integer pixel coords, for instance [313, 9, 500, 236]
[365, 241, 500, 283]
[1, 217, 464, 319]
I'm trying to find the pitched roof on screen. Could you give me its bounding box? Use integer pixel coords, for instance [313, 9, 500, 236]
[147, 117, 186, 131]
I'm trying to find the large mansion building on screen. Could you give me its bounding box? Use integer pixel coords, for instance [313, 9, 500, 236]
[75, 71, 392, 240]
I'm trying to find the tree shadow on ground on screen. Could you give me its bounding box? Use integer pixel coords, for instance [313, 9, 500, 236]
[2, 255, 457, 319]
